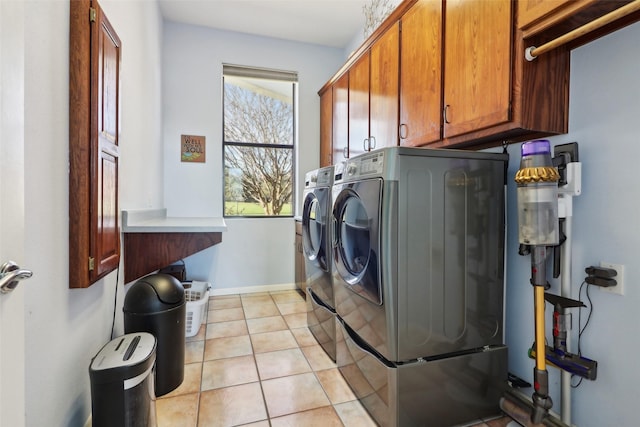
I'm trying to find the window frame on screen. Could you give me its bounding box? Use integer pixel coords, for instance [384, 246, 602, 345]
[222, 64, 298, 218]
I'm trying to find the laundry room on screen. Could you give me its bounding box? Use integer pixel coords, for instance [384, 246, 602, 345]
[3, 1, 640, 426]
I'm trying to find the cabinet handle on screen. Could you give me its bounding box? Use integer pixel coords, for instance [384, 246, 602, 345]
[343, 146, 348, 159]
[399, 124, 408, 140]
[444, 105, 451, 124]
[363, 138, 369, 152]
[369, 136, 376, 150]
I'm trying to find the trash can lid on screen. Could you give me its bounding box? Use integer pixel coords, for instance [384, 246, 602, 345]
[123, 273, 185, 312]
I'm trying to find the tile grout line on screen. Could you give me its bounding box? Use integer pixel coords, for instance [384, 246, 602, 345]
[245, 292, 274, 426]
[270, 290, 347, 426]
[195, 297, 213, 427]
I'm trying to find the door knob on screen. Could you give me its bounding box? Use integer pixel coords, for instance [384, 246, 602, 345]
[0, 261, 33, 294]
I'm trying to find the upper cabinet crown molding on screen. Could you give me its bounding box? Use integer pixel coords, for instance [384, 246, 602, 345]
[69, 0, 121, 288]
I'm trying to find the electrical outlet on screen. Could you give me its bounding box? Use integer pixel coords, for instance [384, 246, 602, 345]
[599, 262, 624, 295]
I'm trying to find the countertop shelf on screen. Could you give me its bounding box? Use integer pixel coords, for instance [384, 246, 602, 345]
[121, 209, 226, 283]
[122, 209, 227, 233]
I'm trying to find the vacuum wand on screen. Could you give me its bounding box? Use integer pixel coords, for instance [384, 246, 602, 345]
[515, 140, 560, 424]
[532, 247, 553, 423]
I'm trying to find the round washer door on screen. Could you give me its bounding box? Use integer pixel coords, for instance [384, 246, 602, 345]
[333, 179, 382, 305]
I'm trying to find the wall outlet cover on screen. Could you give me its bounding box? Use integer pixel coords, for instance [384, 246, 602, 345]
[599, 262, 624, 295]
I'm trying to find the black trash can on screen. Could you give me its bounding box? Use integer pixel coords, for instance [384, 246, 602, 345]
[123, 273, 185, 397]
[89, 332, 157, 427]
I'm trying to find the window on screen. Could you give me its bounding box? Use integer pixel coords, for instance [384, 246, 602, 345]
[223, 64, 297, 217]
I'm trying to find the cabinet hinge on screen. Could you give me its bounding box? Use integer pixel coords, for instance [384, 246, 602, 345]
[89, 7, 97, 23]
[89, 257, 95, 271]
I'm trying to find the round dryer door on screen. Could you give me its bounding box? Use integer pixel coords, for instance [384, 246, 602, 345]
[333, 179, 382, 305]
[302, 190, 328, 271]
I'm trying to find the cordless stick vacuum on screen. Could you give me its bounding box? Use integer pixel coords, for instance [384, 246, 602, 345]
[515, 140, 560, 424]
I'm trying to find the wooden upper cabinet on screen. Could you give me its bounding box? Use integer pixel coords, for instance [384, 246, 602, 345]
[518, 0, 638, 44]
[70, 0, 121, 288]
[369, 21, 399, 150]
[443, 0, 512, 139]
[518, 0, 578, 30]
[319, 0, 609, 151]
[348, 52, 370, 158]
[399, 0, 442, 146]
[319, 88, 333, 168]
[332, 73, 349, 163]
[348, 23, 400, 159]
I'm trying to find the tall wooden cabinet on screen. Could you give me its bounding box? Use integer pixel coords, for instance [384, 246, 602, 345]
[69, 0, 121, 288]
[332, 73, 349, 163]
[348, 53, 370, 159]
[319, 88, 333, 167]
[370, 22, 400, 151]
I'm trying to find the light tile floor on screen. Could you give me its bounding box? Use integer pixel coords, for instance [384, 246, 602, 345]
[156, 289, 513, 427]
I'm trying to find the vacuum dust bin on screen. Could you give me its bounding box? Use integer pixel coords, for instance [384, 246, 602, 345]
[123, 273, 186, 396]
[89, 332, 157, 427]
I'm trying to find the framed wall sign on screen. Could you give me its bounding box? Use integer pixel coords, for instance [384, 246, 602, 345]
[181, 134, 206, 163]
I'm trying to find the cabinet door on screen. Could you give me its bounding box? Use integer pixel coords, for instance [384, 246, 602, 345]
[443, 0, 512, 138]
[370, 22, 399, 150]
[92, 5, 121, 281]
[400, 0, 442, 146]
[348, 52, 370, 158]
[332, 73, 349, 163]
[319, 89, 332, 167]
[69, 0, 121, 288]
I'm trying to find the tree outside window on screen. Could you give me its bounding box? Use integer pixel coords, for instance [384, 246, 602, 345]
[223, 65, 296, 217]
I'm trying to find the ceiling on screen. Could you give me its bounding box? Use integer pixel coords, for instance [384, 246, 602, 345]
[158, 0, 371, 49]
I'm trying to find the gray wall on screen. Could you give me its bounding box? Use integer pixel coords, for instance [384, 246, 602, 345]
[21, 1, 164, 425]
[161, 21, 345, 291]
[503, 22, 640, 426]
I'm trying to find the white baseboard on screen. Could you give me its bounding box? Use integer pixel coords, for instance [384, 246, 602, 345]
[209, 282, 298, 296]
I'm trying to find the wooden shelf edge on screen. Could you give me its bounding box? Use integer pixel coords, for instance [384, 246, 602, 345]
[123, 231, 222, 283]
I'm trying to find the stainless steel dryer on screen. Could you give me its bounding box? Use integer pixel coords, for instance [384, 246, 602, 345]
[332, 147, 508, 427]
[302, 166, 336, 360]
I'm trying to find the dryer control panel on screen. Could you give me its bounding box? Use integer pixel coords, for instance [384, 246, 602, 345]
[305, 165, 334, 188]
[339, 151, 385, 183]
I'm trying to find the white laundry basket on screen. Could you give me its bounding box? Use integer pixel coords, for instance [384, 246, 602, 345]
[182, 281, 210, 337]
